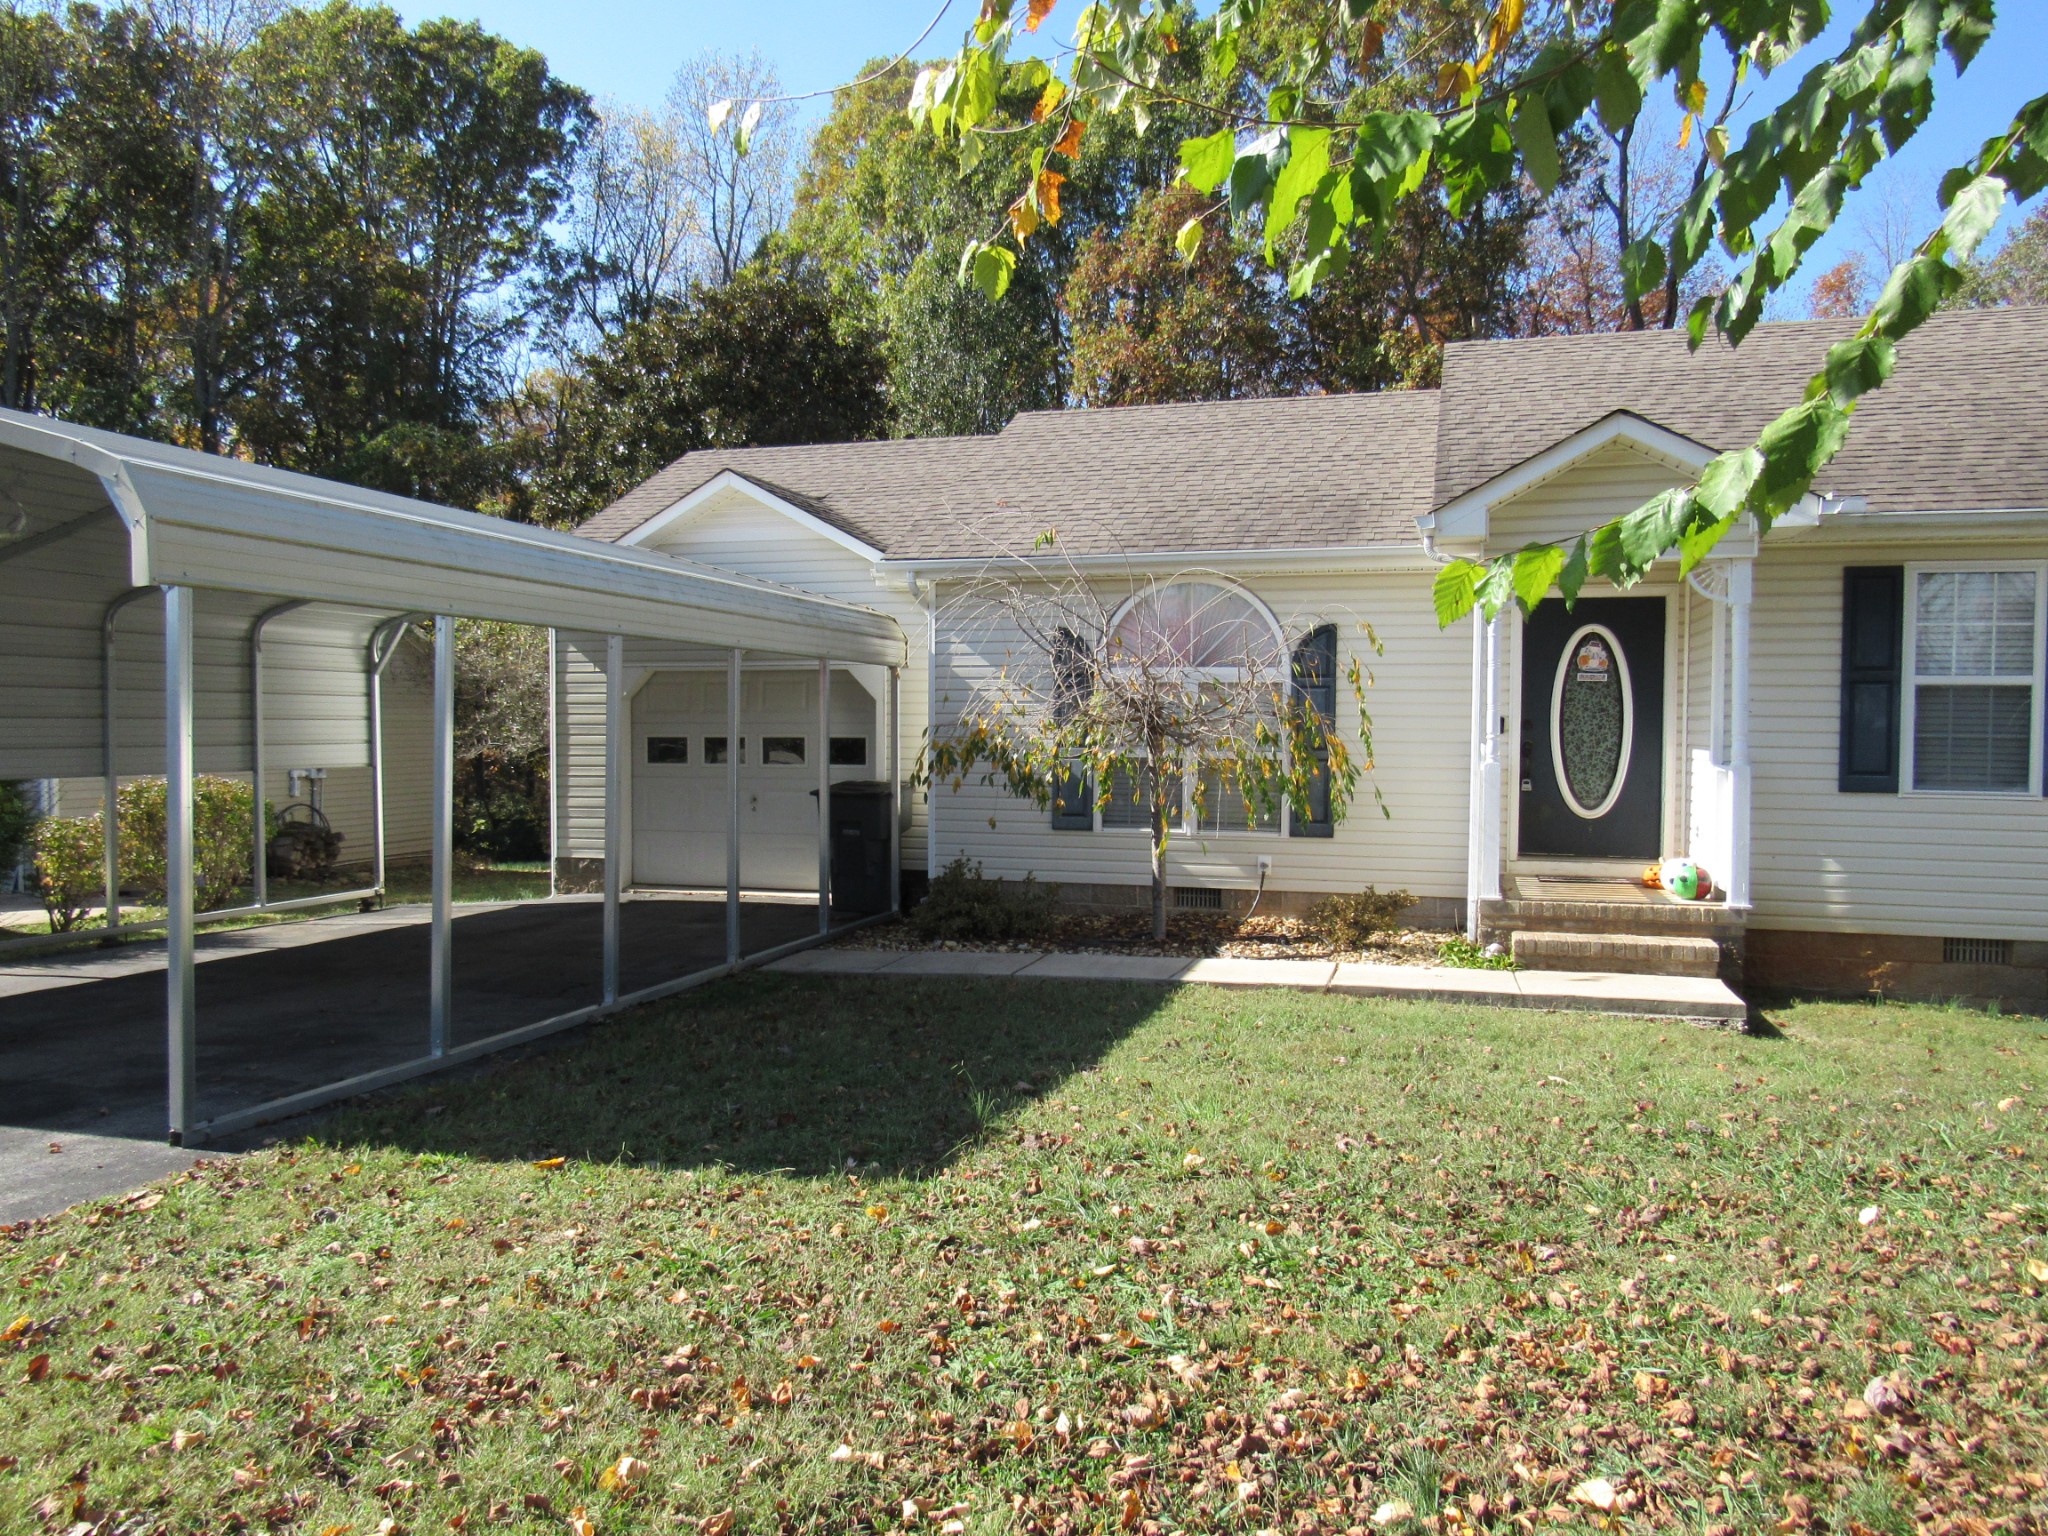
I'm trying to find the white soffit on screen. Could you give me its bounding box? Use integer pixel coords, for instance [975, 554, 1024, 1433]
[619, 468, 885, 562]
[1429, 411, 1717, 542]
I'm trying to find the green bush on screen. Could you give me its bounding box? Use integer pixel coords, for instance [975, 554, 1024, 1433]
[909, 857, 1059, 943]
[1305, 887, 1416, 950]
[116, 776, 258, 911]
[31, 815, 102, 932]
[1436, 935, 1518, 971]
[0, 781, 36, 883]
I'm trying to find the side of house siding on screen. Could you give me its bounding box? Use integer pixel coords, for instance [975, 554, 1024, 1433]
[556, 489, 929, 869]
[926, 568, 1471, 901]
[1747, 534, 2048, 941]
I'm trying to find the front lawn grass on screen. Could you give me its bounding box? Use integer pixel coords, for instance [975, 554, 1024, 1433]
[3, 981, 2044, 1534]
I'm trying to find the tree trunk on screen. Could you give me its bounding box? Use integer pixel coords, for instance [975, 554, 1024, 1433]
[1148, 754, 1169, 942]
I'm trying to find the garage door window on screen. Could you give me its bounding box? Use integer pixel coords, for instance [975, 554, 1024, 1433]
[645, 736, 688, 764]
[829, 736, 868, 766]
[762, 735, 806, 765]
[705, 736, 745, 765]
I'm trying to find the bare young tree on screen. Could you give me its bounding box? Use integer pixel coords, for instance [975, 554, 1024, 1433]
[926, 549, 1376, 940]
[667, 50, 796, 287]
[562, 100, 700, 336]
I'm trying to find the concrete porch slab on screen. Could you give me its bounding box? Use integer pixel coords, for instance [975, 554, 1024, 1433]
[1513, 969, 1747, 1022]
[1329, 962, 1522, 1005]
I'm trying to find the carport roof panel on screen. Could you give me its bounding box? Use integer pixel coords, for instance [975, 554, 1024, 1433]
[0, 410, 904, 665]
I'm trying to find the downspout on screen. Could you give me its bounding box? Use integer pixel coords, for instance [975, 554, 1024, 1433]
[101, 586, 158, 935]
[249, 600, 310, 908]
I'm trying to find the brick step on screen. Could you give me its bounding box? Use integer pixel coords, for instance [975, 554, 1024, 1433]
[1510, 930, 1723, 978]
[1483, 898, 1741, 937]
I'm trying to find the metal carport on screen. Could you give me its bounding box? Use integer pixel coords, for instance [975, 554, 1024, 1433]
[0, 408, 905, 1143]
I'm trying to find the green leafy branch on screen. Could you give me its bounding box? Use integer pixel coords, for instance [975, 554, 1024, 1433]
[909, 0, 2044, 620]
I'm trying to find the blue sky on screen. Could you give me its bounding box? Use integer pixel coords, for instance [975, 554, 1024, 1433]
[400, 0, 2043, 301]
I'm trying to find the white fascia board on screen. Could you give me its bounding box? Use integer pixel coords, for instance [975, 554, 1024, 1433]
[1784, 504, 2048, 542]
[1431, 413, 1717, 541]
[617, 469, 884, 562]
[883, 543, 1432, 583]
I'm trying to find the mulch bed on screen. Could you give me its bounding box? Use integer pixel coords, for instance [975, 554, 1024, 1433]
[835, 910, 1465, 966]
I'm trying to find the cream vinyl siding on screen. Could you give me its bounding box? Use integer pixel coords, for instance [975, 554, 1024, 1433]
[556, 487, 931, 861]
[1747, 536, 2048, 941]
[1483, 440, 1692, 552]
[927, 570, 1470, 899]
[49, 631, 435, 867]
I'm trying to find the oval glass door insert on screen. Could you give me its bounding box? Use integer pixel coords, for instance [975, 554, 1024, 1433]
[1549, 624, 1633, 818]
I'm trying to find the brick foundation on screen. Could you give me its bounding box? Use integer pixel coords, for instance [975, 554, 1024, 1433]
[1746, 928, 2048, 1004]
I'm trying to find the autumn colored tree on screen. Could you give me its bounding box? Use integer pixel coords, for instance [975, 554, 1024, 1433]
[1808, 254, 1873, 320]
[1066, 186, 1301, 406]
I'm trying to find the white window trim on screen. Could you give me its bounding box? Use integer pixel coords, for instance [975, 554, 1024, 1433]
[1088, 579, 1292, 837]
[1899, 559, 2046, 798]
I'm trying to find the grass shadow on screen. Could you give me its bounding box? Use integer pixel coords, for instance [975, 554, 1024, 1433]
[309, 973, 1167, 1178]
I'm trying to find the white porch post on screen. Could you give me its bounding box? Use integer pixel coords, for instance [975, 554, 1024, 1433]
[164, 585, 197, 1144]
[429, 617, 455, 1055]
[726, 647, 742, 965]
[925, 587, 939, 882]
[817, 658, 831, 933]
[1465, 611, 1485, 939]
[602, 633, 623, 1004]
[1464, 611, 1506, 936]
[1478, 613, 1505, 904]
[887, 665, 902, 913]
[1727, 560, 1754, 909]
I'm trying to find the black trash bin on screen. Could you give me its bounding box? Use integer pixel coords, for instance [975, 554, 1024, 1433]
[826, 780, 893, 915]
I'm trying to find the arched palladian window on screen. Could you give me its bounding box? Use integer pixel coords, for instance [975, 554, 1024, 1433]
[1050, 580, 1294, 836]
[1106, 579, 1285, 674]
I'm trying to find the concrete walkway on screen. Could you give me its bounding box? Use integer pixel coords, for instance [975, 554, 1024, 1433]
[769, 946, 1749, 1025]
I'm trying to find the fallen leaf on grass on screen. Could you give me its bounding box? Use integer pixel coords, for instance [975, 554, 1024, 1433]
[596, 1457, 648, 1491]
[23, 1354, 48, 1382]
[532, 1157, 566, 1170]
[566, 1509, 595, 1536]
[1570, 1477, 1618, 1511]
[2027, 1259, 2048, 1283]
[828, 1442, 885, 1469]
[1, 1316, 29, 1342]
[1858, 1206, 1882, 1226]
[699, 1511, 733, 1536]
[1371, 1500, 1414, 1526]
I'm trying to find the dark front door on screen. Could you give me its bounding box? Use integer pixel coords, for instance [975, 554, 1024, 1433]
[1518, 596, 1664, 859]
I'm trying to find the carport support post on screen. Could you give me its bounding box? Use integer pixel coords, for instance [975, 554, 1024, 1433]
[430, 617, 455, 1056]
[817, 658, 831, 934]
[726, 648, 741, 965]
[164, 585, 197, 1145]
[887, 666, 901, 913]
[602, 633, 623, 1004]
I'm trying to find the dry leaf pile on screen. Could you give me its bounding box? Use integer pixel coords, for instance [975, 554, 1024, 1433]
[1, 981, 2043, 1535]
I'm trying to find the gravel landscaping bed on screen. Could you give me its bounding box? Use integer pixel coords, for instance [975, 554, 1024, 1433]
[833, 910, 1464, 965]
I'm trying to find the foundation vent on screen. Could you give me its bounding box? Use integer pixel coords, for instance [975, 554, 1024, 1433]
[1943, 936, 2013, 966]
[1172, 887, 1224, 911]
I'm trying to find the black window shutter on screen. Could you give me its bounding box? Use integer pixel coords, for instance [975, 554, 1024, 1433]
[1289, 625, 1337, 838]
[1050, 628, 1094, 829]
[1839, 566, 1903, 793]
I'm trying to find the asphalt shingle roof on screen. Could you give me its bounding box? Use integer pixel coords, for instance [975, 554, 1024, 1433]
[575, 306, 2048, 559]
[575, 391, 1442, 559]
[1432, 305, 2048, 513]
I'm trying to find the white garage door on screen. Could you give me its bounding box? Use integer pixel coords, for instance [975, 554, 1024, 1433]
[631, 667, 877, 890]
